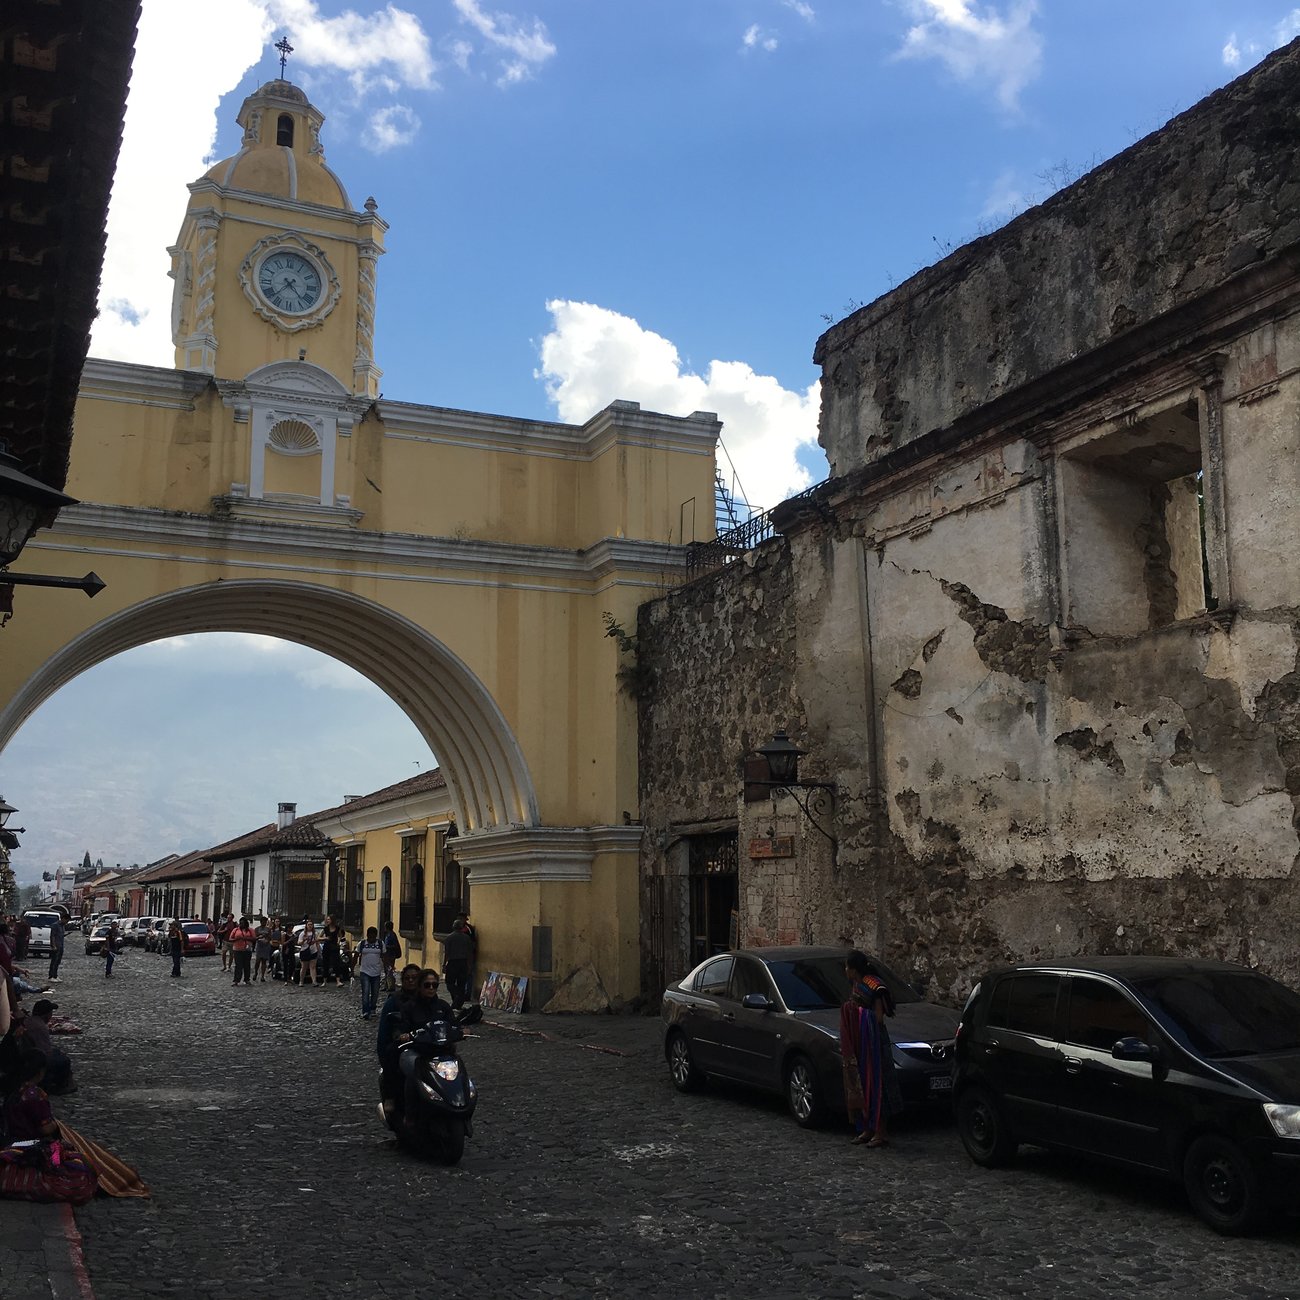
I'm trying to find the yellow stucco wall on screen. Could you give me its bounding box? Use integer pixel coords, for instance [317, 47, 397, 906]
[0, 79, 716, 1005]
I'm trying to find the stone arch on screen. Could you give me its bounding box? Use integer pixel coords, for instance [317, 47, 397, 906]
[0, 579, 538, 833]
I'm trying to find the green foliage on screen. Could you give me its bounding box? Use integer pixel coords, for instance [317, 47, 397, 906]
[0, 858, 17, 913]
[602, 612, 652, 699]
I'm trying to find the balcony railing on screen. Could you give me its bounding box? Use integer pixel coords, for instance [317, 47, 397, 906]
[342, 899, 364, 930]
[684, 508, 778, 583]
[398, 900, 424, 935]
[432, 900, 459, 936]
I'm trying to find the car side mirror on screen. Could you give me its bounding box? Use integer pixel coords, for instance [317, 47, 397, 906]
[741, 993, 773, 1012]
[1111, 1036, 1159, 1063]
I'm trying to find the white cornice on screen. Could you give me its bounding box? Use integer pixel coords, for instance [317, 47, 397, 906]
[311, 792, 453, 839]
[77, 362, 716, 464]
[40, 503, 690, 584]
[80, 359, 210, 406]
[378, 399, 720, 462]
[450, 825, 643, 885]
[186, 178, 386, 231]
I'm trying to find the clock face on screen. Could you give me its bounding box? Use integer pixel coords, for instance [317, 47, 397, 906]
[257, 250, 322, 314]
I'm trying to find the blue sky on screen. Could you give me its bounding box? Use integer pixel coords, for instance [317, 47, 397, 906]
[5, 0, 1298, 881]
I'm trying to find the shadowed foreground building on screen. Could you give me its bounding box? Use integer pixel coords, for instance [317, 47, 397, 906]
[637, 39, 1300, 1000]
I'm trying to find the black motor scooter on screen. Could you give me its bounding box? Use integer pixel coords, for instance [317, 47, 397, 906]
[379, 1004, 482, 1164]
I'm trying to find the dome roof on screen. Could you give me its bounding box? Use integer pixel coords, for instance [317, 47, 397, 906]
[198, 80, 352, 210]
[202, 148, 350, 209]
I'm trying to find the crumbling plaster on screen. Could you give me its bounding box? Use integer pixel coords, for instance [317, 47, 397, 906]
[636, 38, 1300, 1002]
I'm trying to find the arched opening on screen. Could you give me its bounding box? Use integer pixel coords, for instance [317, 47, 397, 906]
[0, 580, 539, 834]
[276, 113, 294, 146]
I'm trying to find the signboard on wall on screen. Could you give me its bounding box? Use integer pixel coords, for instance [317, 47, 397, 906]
[748, 836, 794, 859]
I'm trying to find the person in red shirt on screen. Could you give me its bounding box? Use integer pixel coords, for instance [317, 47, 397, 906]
[228, 916, 256, 986]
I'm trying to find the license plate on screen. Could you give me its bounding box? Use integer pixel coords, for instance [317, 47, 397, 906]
[928, 1074, 953, 1092]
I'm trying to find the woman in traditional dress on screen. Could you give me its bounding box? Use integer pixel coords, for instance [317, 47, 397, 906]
[839, 949, 901, 1148]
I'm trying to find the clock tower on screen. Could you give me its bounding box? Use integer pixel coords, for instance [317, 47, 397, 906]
[169, 78, 385, 398]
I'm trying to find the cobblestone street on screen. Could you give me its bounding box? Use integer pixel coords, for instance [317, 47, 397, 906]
[3, 946, 1299, 1299]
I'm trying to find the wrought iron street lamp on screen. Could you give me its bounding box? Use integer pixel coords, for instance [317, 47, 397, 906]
[0, 445, 104, 599]
[752, 730, 838, 864]
[0, 795, 23, 852]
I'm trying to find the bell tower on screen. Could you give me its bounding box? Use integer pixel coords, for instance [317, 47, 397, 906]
[168, 75, 385, 398]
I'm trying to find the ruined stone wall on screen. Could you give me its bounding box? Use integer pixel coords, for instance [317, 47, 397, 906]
[814, 39, 1300, 476]
[637, 39, 1300, 1005]
[636, 541, 800, 988]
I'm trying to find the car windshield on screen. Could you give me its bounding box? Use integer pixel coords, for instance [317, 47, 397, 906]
[24, 913, 58, 927]
[766, 955, 921, 1010]
[181, 923, 207, 935]
[1134, 969, 1300, 1058]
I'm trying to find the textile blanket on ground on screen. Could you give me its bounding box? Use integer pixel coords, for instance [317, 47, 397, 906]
[0, 1142, 98, 1205]
[49, 1015, 82, 1035]
[57, 1121, 150, 1198]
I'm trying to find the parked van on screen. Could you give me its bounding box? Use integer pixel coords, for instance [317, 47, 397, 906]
[20, 910, 64, 958]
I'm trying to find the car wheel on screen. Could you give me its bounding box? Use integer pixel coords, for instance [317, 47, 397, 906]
[666, 1030, 704, 1092]
[785, 1053, 825, 1128]
[956, 1086, 1017, 1167]
[1183, 1134, 1265, 1235]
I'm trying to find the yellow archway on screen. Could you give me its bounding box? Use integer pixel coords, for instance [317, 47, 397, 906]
[0, 579, 537, 833]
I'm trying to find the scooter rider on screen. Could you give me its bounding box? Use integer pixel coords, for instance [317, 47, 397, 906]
[394, 969, 456, 1126]
[377, 964, 423, 1120]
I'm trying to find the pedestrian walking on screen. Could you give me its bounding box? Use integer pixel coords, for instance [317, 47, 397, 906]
[380, 921, 401, 992]
[47, 915, 64, 982]
[442, 920, 473, 1009]
[217, 912, 234, 972]
[353, 927, 384, 1020]
[167, 920, 184, 977]
[252, 917, 272, 983]
[228, 916, 256, 986]
[297, 922, 320, 987]
[103, 921, 120, 978]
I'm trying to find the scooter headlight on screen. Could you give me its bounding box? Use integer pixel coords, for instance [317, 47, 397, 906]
[433, 1059, 460, 1082]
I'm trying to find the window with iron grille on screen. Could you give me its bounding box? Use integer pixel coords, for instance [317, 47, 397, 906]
[399, 833, 425, 935]
[430, 826, 463, 934]
[343, 844, 365, 929]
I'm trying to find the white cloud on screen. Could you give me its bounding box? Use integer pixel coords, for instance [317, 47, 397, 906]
[90, 0, 272, 366]
[537, 301, 821, 514]
[783, 0, 815, 20]
[366, 103, 420, 150]
[267, 0, 436, 89]
[894, 0, 1043, 111]
[1278, 10, 1300, 44]
[141, 633, 374, 692]
[1222, 34, 1242, 68]
[452, 0, 556, 86]
[743, 24, 779, 52]
[980, 167, 1027, 222]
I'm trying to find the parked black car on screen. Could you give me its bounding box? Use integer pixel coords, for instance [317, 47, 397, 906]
[952, 956, 1300, 1234]
[662, 946, 958, 1127]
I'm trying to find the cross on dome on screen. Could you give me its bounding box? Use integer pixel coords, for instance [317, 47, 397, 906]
[275, 35, 294, 78]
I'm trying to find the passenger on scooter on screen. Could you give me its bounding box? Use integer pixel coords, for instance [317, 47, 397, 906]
[377, 964, 422, 1119]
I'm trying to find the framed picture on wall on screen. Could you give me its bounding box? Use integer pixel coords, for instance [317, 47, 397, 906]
[366, 882, 377, 900]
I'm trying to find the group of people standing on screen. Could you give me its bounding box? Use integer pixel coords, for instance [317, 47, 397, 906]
[203, 911, 478, 1023]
